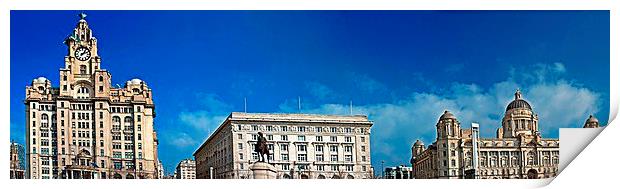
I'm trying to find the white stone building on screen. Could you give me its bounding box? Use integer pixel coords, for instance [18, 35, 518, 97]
[24, 13, 159, 179]
[175, 159, 196, 179]
[194, 112, 374, 179]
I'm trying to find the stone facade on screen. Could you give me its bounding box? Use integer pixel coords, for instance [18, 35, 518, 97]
[175, 159, 196, 179]
[10, 142, 26, 179]
[24, 14, 159, 179]
[194, 112, 374, 179]
[410, 90, 575, 179]
[384, 165, 412, 179]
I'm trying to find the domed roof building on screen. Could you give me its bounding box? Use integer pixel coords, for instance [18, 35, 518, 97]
[411, 89, 561, 179]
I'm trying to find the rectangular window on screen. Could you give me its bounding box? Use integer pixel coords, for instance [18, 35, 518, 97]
[238, 143, 243, 149]
[280, 144, 288, 151]
[344, 146, 352, 153]
[345, 155, 353, 162]
[239, 153, 244, 160]
[331, 155, 338, 161]
[281, 154, 289, 161]
[298, 126, 306, 132]
[316, 154, 324, 161]
[316, 127, 323, 132]
[281, 135, 288, 141]
[297, 144, 307, 152]
[297, 135, 305, 141]
[297, 154, 307, 162]
[330, 145, 338, 152]
[345, 128, 352, 133]
[280, 126, 288, 132]
[330, 136, 337, 142]
[238, 134, 243, 139]
[316, 136, 323, 142]
[315, 145, 324, 152]
[331, 127, 337, 133]
[267, 135, 273, 140]
[345, 136, 352, 143]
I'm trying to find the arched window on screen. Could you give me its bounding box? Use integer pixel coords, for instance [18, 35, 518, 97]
[41, 114, 49, 127]
[99, 76, 103, 82]
[112, 116, 121, 130]
[124, 117, 134, 131]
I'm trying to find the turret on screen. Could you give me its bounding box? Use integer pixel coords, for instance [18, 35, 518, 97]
[583, 115, 600, 128]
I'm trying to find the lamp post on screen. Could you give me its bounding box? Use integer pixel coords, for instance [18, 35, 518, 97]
[381, 160, 385, 179]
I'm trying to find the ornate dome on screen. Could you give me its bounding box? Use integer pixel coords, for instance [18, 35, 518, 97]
[439, 110, 457, 120]
[506, 89, 532, 111]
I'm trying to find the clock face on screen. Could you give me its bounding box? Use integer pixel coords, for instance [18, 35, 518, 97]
[75, 47, 91, 61]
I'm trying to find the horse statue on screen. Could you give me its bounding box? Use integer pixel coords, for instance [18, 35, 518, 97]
[254, 132, 270, 163]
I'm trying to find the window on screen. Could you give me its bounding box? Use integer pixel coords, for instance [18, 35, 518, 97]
[297, 154, 307, 162]
[346, 165, 353, 171]
[280, 126, 288, 132]
[330, 145, 338, 152]
[345, 155, 352, 162]
[298, 126, 306, 132]
[80, 65, 87, 74]
[331, 127, 337, 133]
[330, 136, 337, 142]
[316, 136, 323, 142]
[281, 135, 288, 141]
[361, 146, 366, 152]
[267, 135, 273, 140]
[252, 134, 258, 140]
[280, 144, 288, 151]
[331, 155, 338, 161]
[362, 156, 367, 162]
[239, 153, 244, 160]
[297, 144, 307, 152]
[297, 135, 305, 141]
[344, 146, 352, 153]
[238, 143, 243, 149]
[317, 165, 324, 171]
[99, 76, 103, 82]
[266, 125, 273, 131]
[315, 145, 324, 152]
[252, 125, 258, 131]
[345, 128, 352, 133]
[282, 164, 290, 170]
[281, 154, 289, 161]
[316, 127, 323, 132]
[345, 136, 352, 142]
[331, 165, 339, 171]
[451, 159, 456, 166]
[316, 154, 324, 161]
[238, 134, 243, 139]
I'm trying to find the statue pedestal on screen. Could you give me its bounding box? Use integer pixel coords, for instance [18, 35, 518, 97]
[250, 162, 277, 179]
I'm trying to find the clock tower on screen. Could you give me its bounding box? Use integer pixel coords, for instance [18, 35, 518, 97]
[60, 13, 110, 98]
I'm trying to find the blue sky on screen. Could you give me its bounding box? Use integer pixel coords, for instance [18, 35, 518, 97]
[10, 11, 609, 175]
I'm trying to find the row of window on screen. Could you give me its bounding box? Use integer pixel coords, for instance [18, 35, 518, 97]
[243, 125, 366, 134]
[242, 133, 365, 143]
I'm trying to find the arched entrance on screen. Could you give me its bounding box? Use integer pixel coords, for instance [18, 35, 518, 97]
[317, 175, 326, 179]
[126, 174, 135, 179]
[332, 175, 341, 179]
[300, 174, 309, 179]
[282, 174, 291, 179]
[113, 173, 122, 179]
[346, 175, 354, 179]
[527, 169, 538, 179]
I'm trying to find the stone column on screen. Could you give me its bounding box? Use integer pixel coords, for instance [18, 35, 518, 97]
[250, 162, 277, 179]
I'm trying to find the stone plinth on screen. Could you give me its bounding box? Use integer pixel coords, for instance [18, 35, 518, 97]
[250, 162, 277, 179]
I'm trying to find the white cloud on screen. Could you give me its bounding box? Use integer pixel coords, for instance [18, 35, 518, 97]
[281, 62, 601, 167]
